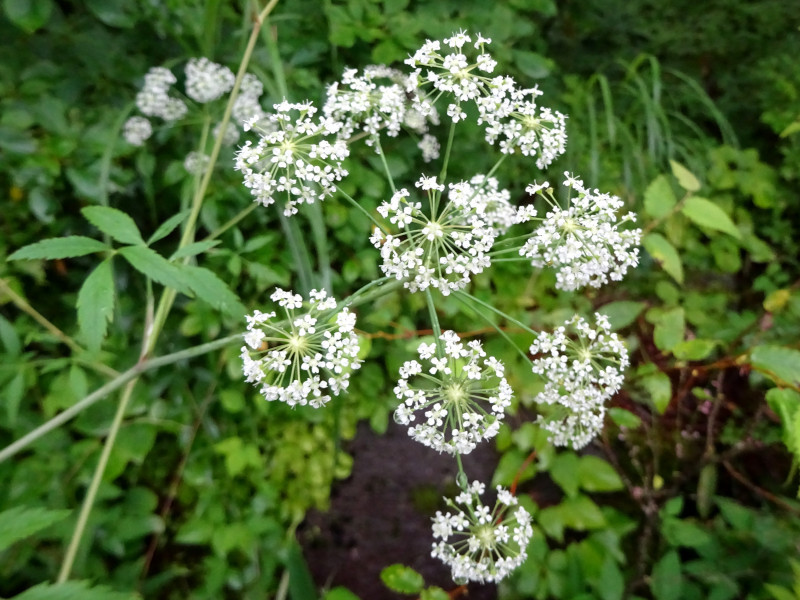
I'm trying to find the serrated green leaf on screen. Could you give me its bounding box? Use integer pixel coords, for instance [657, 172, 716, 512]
[0, 314, 21, 356]
[651, 551, 682, 600]
[653, 307, 684, 352]
[640, 370, 672, 414]
[3, 0, 53, 33]
[286, 542, 317, 600]
[578, 455, 623, 492]
[643, 233, 683, 284]
[82, 206, 144, 245]
[77, 258, 115, 351]
[681, 196, 741, 239]
[550, 452, 580, 498]
[380, 564, 424, 594]
[170, 239, 221, 260]
[118, 245, 193, 296]
[558, 495, 606, 530]
[323, 587, 361, 600]
[9, 236, 109, 261]
[180, 265, 245, 317]
[608, 407, 642, 429]
[751, 345, 800, 387]
[669, 160, 700, 192]
[10, 580, 137, 600]
[766, 388, 800, 449]
[662, 517, 713, 548]
[598, 555, 624, 600]
[597, 300, 646, 331]
[147, 210, 189, 245]
[420, 587, 450, 600]
[644, 175, 677, 219]
[672, 339, 716, 360]
[0, 506, 71, 552]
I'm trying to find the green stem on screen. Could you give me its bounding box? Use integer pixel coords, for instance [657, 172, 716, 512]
[375, 137, 396, 194]
[438, 119, 457, 185]
[277, 207, 314, 295]
[57, 379, 136, 583]
[201, 203, 258, 243]
[453, 291, 538, 337]
[424, 288, 445, 359]
[0, 334, 241, 465]
[305, 202, 332, 293]
[336, 186, 388, 232]
[0, 278, 118, 379]
[456, 454, 468, 492]
[450, 291, 530, 363]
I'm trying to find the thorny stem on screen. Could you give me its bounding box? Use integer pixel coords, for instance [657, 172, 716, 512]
[56, 1, 282, 581]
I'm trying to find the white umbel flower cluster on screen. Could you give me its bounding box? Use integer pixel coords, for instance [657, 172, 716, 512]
[370, 175, 508, 295]
[432, 481, 533, 584]
[135, 66, 188, 122]
[393, 331, 512, 455]
[405, 30, 567, 168]
[518, 173, 642, 291]
[240, 288, 362, 408]
[185, 57, 235, 103]
[234, 100, 350, 216]
[529, 313, 629, 449]
[122, 116, 153, 146]
[323, 65, 437, 151]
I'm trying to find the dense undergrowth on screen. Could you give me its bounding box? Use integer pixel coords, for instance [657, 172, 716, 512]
[1, 1, 799, 599]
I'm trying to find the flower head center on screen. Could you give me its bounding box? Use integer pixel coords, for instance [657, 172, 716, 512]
[444, 382, 468, 407]
[288, 334, 307, 354]
[475, 524, 496, 549]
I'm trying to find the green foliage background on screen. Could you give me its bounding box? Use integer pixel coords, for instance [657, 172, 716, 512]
[1, 0, 800, 599]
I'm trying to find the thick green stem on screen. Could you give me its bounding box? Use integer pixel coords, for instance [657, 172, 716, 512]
[0, 334, 241, 465]
[57, 379, 136, 582]
[0, 278, 118, 379]
[438, 119, 457, 185]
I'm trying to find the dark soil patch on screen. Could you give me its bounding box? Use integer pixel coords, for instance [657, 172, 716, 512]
[299, 420, 500, 599]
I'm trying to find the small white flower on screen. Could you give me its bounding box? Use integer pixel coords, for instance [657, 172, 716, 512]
[431, 482, 533, 584]
[393, 331, 512, 455]
[240, 288, 362, 408]
[185, 57, 235, 104]
[529, 313, 630, 449]
[234, 100, 350, 216]
[372, 174, 508, 295]
[518, 174, 641, 291]
[122, 116, 152, 146]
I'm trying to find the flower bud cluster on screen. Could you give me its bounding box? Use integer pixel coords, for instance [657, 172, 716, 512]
[240, 288, 362, 408]
[518, 173, 642, 291]
[234, 101, 350, 216]
[370, 175, 510, 295]
[432, 480, 533, 584]
[529, 313, 629, 449]
[393, 330, 512, 455]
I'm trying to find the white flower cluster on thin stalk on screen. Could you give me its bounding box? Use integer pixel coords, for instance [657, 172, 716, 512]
[234, 100, 350, 216]
[240, 288, 362, 409]
[432, 481, 533, 584]
[185, 57, 236, 103]
[122, 116, 153, 146]
[393, 330, 512, 455]
[529, 313, 629, 449]
[124, 59, 266, 156]
[323, 65, 439, 154]
[405, 30, 567, 168]
[370, 174, 509, 295]
[517, 173, 642, 291]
